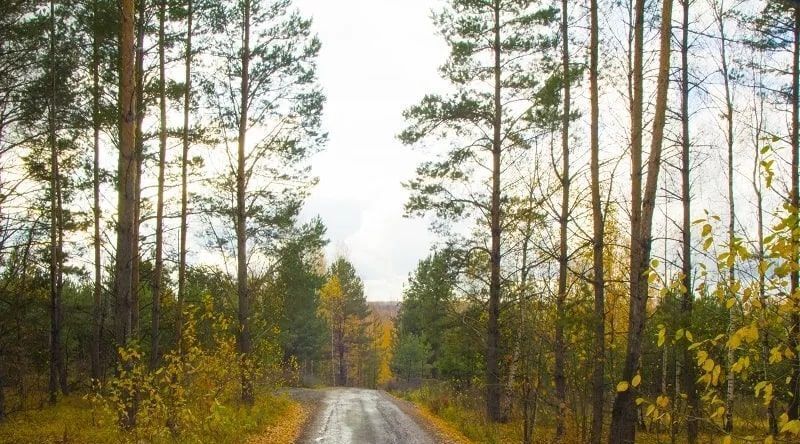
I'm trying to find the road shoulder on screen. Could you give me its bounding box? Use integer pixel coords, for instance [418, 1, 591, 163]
[381, 391, 472, 444]
[285, 387, 329, 443]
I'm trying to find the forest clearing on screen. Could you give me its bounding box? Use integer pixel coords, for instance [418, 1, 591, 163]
[2, 0, 800, 442]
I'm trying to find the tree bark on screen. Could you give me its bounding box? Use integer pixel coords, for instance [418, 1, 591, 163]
[589, 0, 605, 441]
[237, 0, 253, 405]
[486, 0, 503, 422]
[609, 0, 672, 441]
[679, 1, 698, 441]
[177, 0, 192, 353]
[91, 0, 103, 383]
[788, 4, 800, 423]
[751, 58, 777, 434]
[501, 216, 532, 420]
[0, 369, 5, 421]
[337, 329, 346, 386]
[609, 0, 644, 437]
[131, 0, 147, 339]
[554, 0, 570, 438]
[48, 0, 67, 404]
[116, 0, 138, 427]
[718, 5, 736, 431]
[151, 0, 167, 369]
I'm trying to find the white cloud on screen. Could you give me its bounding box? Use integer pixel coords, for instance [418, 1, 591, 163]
[295, 0, 446, 300]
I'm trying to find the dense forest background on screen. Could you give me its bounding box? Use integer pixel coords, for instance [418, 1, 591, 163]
[2, 0, 800, 443]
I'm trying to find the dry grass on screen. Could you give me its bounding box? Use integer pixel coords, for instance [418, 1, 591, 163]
[414, 403, 475, 444]
[245, 401, 310, 444]
[0, 392, 304, 444]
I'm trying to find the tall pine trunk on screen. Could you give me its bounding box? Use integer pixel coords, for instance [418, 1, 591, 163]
[91, 0, 103, 383]
[177, 0, 192, 352]
[236, 0, 253, 405]
[116, 0, 138, 428]
[151, 0, 167, 369]
[609, 0, 672, 441]
[486, 0, 503, 422]
[48, 0, 68, 404]
[554, 0, 570, 438]
[588, 0, 605, 441]
[679, 0, 698, 440]
[131, 0, 147, 338]
[609, 0, 644, 436]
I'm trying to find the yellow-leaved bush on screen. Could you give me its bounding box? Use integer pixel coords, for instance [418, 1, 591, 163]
[89, 295, 284, 442]
[639, 198, 800, 444]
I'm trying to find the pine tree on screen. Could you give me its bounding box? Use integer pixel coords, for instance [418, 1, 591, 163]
[400, 0, 559, 421]
[201, 0, 324, 404]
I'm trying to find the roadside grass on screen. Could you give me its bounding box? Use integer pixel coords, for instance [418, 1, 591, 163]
[0, 391, 305, 444]
[398, 384, 772, 444]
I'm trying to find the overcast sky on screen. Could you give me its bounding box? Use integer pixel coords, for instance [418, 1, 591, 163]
[292, 0, 448, 301]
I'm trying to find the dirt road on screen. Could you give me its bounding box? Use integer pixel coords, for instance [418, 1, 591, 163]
[298, 388, 439, 444]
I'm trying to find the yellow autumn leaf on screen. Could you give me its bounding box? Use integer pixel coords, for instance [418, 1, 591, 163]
[616, 381, 629, 392]
[780, 419, 800, 435]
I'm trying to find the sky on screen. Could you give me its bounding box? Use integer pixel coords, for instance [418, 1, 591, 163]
[292, 0, 448, 301]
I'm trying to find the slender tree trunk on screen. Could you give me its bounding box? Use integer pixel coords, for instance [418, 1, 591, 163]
[589, 0, 605, 441]
[91, 0, 103, 383]
[502, 301, 523, 419]
[337, 328, 346, 386]
[661, 339, 668, 396]
[680, 1, 698, 441]
[486, 0, 503, 422]
[554, 0, 570, 438]
[131, 0, 147, 339]
[788, 5, 800, 423]
[56, 157, 67, 395]
[237, 0, 253, 405]
[522, 373, 532, 444]
[501, 220, 531, 420]
[177, 0, 192, 352]
[751, 64, 777, 434]
[330, 327, 335, 385]
[116, 0, 138, 428]
[715, 4, 737, 431]
[48, 0, 67, 404]
[609, 0, 672, 441]
[0, 368, 5, 421]
[609, 0, 644, 438]
[151, 0, 167, 369]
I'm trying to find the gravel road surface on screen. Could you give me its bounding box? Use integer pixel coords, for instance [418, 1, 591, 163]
[299, 387, 438, 444]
